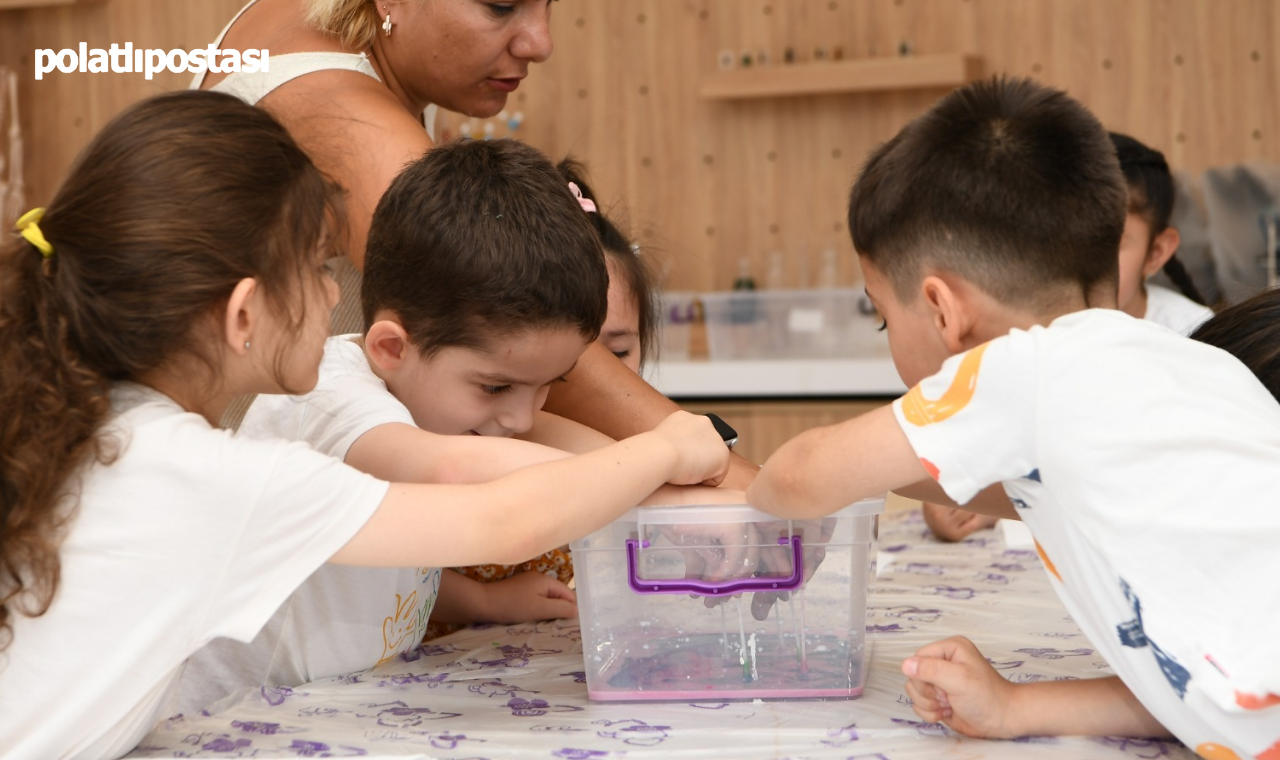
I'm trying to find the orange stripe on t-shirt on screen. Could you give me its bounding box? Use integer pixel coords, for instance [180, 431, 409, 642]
[1236, 691, 1280, 710]
[900, 343, 989, 427]
[1034, 539, 1062, 583]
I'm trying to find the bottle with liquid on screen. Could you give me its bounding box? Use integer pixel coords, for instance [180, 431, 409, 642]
[728, 256, 759, 357]
[732, 257, 756, 291]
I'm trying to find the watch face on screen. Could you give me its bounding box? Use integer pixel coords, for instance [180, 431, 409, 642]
[704, 413, 739, 448]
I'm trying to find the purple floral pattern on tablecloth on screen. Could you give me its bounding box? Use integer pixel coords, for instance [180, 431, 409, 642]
[127, 511, 1195, 760]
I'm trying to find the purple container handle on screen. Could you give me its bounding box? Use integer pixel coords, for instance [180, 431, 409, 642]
[625, 536, 804, 596]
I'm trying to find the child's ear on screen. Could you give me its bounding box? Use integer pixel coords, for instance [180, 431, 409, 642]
[1143, 227, 1181, 277]
[920, 274, 973, 354]
[364, 319, 413, 372]
[222, 277, 259, 356]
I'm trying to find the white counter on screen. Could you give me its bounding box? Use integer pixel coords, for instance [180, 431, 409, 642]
[645, 356, 907, 398]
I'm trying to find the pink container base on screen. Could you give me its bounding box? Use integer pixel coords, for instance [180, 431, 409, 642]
[588, 686, 864, 702]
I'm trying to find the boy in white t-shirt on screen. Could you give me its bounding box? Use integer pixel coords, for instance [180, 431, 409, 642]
[748, 77, 1280, 758]
[173, 138, 742, 714]
[923, 130, 1219, 544]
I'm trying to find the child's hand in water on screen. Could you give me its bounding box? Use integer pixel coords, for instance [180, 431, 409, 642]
[653, 520, 762, 607]
[652, 411, 731, 487]
[902, 635, 1016, 738]
[746, 516, 838, 620]
[483, 571, 578, 624]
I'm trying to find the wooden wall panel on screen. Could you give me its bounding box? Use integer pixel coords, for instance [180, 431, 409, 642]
[3, 0, 1278, 296]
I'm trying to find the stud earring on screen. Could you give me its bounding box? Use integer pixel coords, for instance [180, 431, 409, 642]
[244, 340, 251, 350]
[382, 8, 393, 37]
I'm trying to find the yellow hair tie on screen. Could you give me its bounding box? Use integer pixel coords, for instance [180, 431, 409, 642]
[15, 208, 53, 257]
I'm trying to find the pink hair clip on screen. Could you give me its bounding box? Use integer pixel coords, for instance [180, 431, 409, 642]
[568, 182, 597, 213]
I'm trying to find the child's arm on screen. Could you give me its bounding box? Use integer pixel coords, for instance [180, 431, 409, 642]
[544, 341, 762, 490]
[903, 636, 1172, 739]
[430, 569, 577, 625]
[747, 405, 930, 519]
[346, 423, 572, 484]
[921, 501, 1002, 541]
[330, 410, 729, 568]
[521, 411, 748, 506]
[748, 404, 1019, 521]
[517, 410, 616, 454]
[894, 481, 1018, 520]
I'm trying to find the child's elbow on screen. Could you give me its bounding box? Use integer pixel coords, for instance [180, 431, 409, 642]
[749, 463, 819, 520]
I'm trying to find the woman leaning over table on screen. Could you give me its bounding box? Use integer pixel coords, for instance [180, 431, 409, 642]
[195, 0, 758, 486]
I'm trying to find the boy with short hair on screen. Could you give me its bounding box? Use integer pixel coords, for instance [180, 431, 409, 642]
[747, 77, 1280, 756]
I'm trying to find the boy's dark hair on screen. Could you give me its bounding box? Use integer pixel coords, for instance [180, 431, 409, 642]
[1109, 131, 1206, 305]
[556, 157, 658, 368]
[363, 139, 608, 356]
[1190, 287, 1280, 403]
[849, 76, 1127, 309]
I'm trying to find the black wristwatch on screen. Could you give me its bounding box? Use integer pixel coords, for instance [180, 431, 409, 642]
[703, 413, 739, 450]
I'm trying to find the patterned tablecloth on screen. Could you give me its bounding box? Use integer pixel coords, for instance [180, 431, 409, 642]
[129, 509, 1195, 759]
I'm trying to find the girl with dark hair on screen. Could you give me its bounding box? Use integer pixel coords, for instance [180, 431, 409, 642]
[557, 158, 658, 374]
[0, 91, 728, 758]
[1110, 131, 1215, 335]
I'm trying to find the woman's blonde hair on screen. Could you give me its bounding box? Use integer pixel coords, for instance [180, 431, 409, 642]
[304, 0, 383, 51]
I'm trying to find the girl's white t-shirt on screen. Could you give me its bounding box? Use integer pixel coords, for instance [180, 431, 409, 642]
[0, 383, 388, 760]
[172, 335, 439, 715]
[893, 309, 1280, 756]
[1143, 283, 1214, 336]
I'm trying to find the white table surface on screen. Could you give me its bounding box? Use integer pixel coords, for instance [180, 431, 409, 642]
[128, 510, 1195, 760]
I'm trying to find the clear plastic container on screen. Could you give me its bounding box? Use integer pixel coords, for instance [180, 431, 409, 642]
[657, 290, 697, 361]
[699, 287, 885, 360]
[570, 498, 883, 702]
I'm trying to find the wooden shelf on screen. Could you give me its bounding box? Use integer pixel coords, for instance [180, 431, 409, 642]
[0, 0, 104, 9]
[700, 53, 982, 100]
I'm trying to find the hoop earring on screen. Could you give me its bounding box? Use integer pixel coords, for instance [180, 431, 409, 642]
[382, 9, 393, 37]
